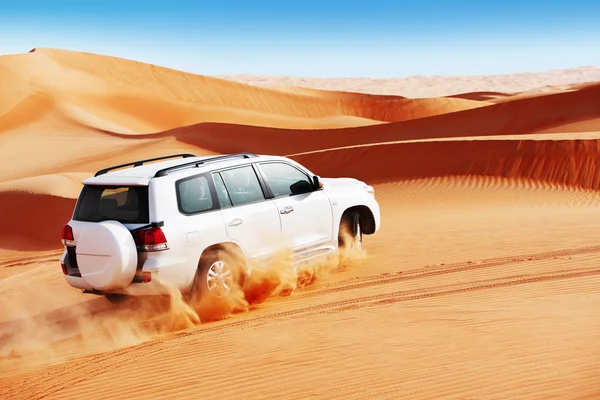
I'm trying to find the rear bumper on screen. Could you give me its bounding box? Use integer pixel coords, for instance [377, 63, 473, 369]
[61, 250, 195, 296]
[65, 274, 94, 291]
[64, 272, 178, 296]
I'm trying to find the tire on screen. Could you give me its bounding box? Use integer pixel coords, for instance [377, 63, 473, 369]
[338, 211, 363, 251]
[187, 248, 243, 304]
[76, 221, 138, 291]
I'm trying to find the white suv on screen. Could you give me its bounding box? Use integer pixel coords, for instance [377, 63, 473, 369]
[60, 153, 380, 300]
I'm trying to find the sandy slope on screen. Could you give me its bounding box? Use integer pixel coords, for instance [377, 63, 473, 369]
[133, 81, 600, 157]
[0, 48, 489, 132]
[1, 48, 600, 399]
[1, 182, 600, 399]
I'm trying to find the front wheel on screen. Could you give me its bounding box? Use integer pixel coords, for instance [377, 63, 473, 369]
[338, 211, 363, 251]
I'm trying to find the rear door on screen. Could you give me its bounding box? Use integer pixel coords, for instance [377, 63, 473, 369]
[213, 165, 282, 260]
[256, 161, 334, 252]
[68, 185, 150, 287]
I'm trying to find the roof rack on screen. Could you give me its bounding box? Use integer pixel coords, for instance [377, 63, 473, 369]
[94, 154, 197, 177]
[154, 153, 258, 177]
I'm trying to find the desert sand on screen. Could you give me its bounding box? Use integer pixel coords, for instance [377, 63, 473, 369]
[0, 48, 599, 399]
[220, 66, 600, 98]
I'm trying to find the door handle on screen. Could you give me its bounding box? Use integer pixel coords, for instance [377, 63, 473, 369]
[228, 218, 243, 226]
[280, 206, 294, 214]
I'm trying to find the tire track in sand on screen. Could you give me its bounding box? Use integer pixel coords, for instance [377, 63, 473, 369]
[3, 244, 600, 399]
[0, 251, 62, 269]
[288, 244, 600, 301]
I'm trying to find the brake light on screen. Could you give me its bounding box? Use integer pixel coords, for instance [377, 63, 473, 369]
[132, 227, 168, 252]
[61, 262, 68, 275]
[61, 224, 75, 247]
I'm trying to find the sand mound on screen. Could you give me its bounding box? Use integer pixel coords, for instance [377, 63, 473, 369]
[0, 48, 489, 132]
[336, 97, 492, 123]
[534, 118, 600, 134]
[1, 191, 76, 251]
[271, 86, 492, 122]
[0, 90, 56, 133]
[273, 85, 407, 100]
[0, 174, 87, 251]
[0, 64, 41, 131]
[221, 66, 600, 97]
[447, 91, 513, 101]
[290, 137, 600, 190]
[0, 173, 88, 197]
[59, 93, 384, 132]
[0, 103, 204, 183]
[147, 81, 600, 157]
[568, 81, 600, 91]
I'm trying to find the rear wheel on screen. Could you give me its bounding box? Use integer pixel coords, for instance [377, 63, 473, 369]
[338, 211, 363, 251]
[187, 248, 244, 304]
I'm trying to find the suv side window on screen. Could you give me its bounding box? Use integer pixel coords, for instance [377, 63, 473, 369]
[177, 175, 214, 214]
[219, 165, 265, 206]
[259, 162, 314, 197]
[212, 172, 232, 208]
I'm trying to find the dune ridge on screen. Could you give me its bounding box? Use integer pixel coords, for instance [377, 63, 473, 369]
[291, 138, 600, 189]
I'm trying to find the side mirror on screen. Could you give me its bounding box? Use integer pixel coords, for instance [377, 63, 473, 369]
[290, 180, 313, 195]
[313, 175, 323, 190]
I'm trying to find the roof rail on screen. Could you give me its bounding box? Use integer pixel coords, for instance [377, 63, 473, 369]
[94, 154, 197, 177]
[154, 152, 258, 177]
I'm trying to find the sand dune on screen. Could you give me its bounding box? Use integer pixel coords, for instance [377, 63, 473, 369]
[1, 48, 599, 399]
[0, 48, 488, 132]
[135, 81, 600, 157]
[272, 85, 406, 99]
[0, 174, 87, 251]
[446, 90, 513, 101]
[535, 117, 600, 133]
[290, 138, 600, 189]
[220, 66, 600, 97]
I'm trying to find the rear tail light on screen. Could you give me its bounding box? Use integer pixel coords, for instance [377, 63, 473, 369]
[132, 227, 169, 252]
[61, 224, 75, 247]
[61, 262, 68, 275]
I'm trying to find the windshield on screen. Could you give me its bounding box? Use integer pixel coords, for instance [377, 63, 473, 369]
[73, 185, 149, 223]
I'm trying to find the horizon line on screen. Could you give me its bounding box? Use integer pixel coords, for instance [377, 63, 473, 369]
[3, 46, 599, 80]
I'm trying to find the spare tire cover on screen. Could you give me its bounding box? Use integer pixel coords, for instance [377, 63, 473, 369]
[76, 221, 138, 291]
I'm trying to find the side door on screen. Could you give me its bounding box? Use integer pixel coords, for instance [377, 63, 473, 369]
[256, 161, 334, 253]
[212, 165, 283, 261]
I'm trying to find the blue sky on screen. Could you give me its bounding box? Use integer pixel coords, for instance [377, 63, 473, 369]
[1, 0, 599, 77]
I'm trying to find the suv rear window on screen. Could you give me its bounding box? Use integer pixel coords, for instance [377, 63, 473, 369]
[73, 185, 149, 223]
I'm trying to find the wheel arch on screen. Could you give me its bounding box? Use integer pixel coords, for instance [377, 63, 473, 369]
[184, 241, 247, 294]
[197, 241, 247, 266]
[340, 205, 376, 235]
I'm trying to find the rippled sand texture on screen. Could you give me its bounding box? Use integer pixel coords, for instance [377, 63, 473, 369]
[1, 48, 599, 400]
